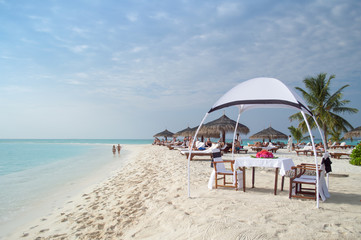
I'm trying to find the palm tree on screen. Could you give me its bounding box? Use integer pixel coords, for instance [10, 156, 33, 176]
[329, 128, 344, 143]
[289, 73, 358, 143]
[288, 126, 309, 144]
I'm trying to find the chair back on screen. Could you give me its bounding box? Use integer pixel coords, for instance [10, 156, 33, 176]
[212, 149, 226, 172]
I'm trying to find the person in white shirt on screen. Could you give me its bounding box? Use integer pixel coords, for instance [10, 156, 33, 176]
[287, 135, 293, 152]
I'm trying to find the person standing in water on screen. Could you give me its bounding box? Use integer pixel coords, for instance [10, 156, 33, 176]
[117, 144, 121, 153]
[112, 145, 116, 155]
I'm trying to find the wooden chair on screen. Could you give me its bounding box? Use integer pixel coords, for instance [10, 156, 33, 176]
[289, 163, 322, 200]
[212, 149, 245, 191]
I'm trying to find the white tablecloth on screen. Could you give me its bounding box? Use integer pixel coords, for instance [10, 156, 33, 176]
[234, 157, 295, 176]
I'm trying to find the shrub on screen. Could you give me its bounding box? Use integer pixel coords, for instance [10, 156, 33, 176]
[349, 144, 361, 166]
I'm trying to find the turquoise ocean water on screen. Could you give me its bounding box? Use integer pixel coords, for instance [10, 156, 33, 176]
[0, 139, 152, 238]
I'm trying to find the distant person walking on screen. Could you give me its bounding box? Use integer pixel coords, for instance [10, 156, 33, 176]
[117, 144, 122, 153]
[112, 145, 116, 155]
[287, 135, 293, 152]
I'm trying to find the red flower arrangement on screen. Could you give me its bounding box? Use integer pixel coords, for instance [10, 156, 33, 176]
[256, 150, 274, 158]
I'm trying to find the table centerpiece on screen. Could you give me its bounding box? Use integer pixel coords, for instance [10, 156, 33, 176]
[252, 149, 278, 159]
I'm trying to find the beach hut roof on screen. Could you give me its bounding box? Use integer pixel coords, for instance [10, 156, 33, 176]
[153, 129, 174, 138]
[249, 126, 287, 141]
[202, 114, 249, 135]
[199, 114, 249, 142]
[173, 127, 193, 137]
[344, 126, 361, 139]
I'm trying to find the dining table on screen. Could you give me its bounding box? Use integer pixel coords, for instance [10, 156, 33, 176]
[234, 157, 295, 195]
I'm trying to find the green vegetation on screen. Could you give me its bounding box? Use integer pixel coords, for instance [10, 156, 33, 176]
[289, 73, 358, 143]
[288, 126, 309, 143]
[329, 129, 344, 143]
[349, 144, 361, 166]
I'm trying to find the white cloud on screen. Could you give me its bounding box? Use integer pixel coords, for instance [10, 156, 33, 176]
[216, 2, 242, 17]
[28, 15, 52, 33]
[130, 46, 146, 53]
[126, 13, 138, 22]
[69, 45, 89, 53]
[65, 80, 86, 85]
[69, 26, 89, 37]
[75, 72, 88, 78]
[151, 12, 168, 20]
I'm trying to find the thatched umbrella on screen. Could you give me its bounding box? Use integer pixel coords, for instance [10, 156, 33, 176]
[174, 126, 219, 142]
[200, 114, 250, 143]
[344, 126, 361, 139]
[173, 127, 194, 137]
[250, 126, 287, 142]
[153, 129, 174, 141]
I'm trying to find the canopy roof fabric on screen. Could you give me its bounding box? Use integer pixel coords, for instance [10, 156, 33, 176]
[344, 126, 361, 139]
[208, 77, 313, 116]
[249, 126, 287, 141]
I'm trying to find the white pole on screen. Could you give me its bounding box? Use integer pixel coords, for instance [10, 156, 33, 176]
[231, 112, 241, 160]
[188, 112, 209, 198]
[313, 116, 329, 187]
[301, 111, 320, 208]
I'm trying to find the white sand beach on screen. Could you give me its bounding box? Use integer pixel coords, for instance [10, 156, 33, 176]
[7, 144, 361, 240]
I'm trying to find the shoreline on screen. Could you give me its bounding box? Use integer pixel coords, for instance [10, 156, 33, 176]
[1, 144, 140, 239]
[5, 145, 361, 239]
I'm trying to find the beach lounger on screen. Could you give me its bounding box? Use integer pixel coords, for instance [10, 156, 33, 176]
[220, 143, 231, 153]
[310, 150, 324, 157]
[184, 151, 214, 160]
[212, 149, 245, 191]
[295, 146, 313, 156]
[182, 144, 219, 160]
[251, 147, 262, 153]
[235, 149, 248, 154]
[329, 152, 351, 159]
[295, 150, 312, 156]
[330, 142, 353, 149]
[251, 146, 278, 153]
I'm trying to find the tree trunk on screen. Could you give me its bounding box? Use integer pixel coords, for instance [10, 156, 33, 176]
[323, 126, 328, 145]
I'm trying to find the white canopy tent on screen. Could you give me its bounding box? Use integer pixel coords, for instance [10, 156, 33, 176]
[187, 77, 328, 208]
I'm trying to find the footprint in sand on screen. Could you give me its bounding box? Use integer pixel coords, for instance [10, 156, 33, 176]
[30, 225, 39, 230]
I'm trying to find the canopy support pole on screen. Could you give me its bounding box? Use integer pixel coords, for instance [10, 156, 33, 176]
[188, 112, 209, 198]
[313, 116, 330, 188]
[301, 111, 320, 208]
[231, 112, 242, 160]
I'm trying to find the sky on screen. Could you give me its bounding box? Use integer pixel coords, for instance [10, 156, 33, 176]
[1, 0, 361, 139]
